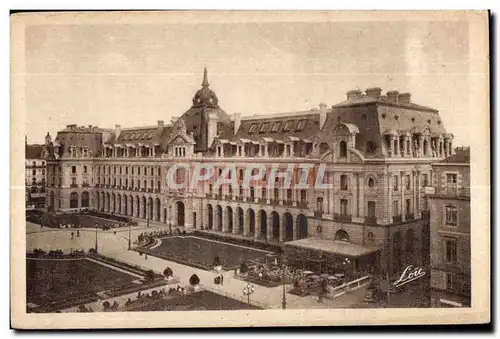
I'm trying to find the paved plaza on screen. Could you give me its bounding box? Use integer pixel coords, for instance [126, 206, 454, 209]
[26, 221, 368, 310]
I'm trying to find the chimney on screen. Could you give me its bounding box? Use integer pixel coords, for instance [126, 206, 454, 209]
[398, 93, 411, 105]
[157, 120, 164, 135]
[171, 117, 178, 125]
[233, 113, 241, 135]
[115, 124, 121, 139]
[319, 103, 327, 129]
[386, 90, 400, 103]
[346, 90, 362, 100]
[365, 87, 382, 100]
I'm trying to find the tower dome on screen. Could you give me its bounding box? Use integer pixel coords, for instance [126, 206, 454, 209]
[192, 68, 219, 108]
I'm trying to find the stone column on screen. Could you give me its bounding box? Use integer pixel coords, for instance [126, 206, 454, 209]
[214, 207, 220, 232]
[279, 215, 285, 243]
[267, 215, 273, 241]
[389, 136, 395, 157]
[412, 170, 418, 218]
[221, 207, 227, 232]
[358, 173, 365, 218]
[255, 212, 261, 239]
[415, 171, 421, 218]
[243, 211, 249, 237]
[232, 210, 238, 235]
[293, 218, 298, 241]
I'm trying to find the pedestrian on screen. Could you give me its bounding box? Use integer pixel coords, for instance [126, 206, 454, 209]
[71, 231, 74, 239]
[145, 253, 148, 260]
[220, 273, 224, 286]
[114, 231, 117, 235]
[76, 230, 80, 237]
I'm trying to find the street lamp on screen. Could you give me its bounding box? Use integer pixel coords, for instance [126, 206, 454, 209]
[168, 205, 172, 232]
[243, 283, 255, 305]
[343, 258, 351, 281]
[281, 256, 288, 309]
[94, 223, 98, 253]
[128, 223, 132, 250]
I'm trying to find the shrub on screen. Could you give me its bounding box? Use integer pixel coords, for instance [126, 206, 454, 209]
[240, 262, 248, 274]
[163, 267, 173, 278]
[144, 270, 156, 281]
[102, 301, 110, 310]
[213, 256, 221, 267]
[189, 274, 200, 286]
[88, 248, 97, 254]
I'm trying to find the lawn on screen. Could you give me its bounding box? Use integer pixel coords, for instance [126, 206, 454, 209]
[147, 236, 270, 270]
[27, 258, 140, 310]
[130, 291, 261, 311]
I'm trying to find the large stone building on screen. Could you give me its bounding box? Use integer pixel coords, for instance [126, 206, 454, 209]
[429, 147, 470, 307]
[45, 69, 455, 277]
[25, 134, 51, 207]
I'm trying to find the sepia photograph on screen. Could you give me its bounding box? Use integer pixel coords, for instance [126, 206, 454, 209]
[10, 10, 490, 328]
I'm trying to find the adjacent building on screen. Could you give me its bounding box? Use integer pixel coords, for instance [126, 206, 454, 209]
[44, 69, 455, 277]
[429, 147, 471, 307]
[25, 134, 51, 208]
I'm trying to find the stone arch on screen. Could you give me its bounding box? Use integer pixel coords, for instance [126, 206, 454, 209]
[237, 207, 244, 234]
[335, 229, 350, 241]
[117, 194, 122, 214]
[297, 214, 308, 239]
[283, 212, 293, 242]
[124, 195, 128, 215]
[111, 193, 116, 213]
[271, 211, 280, 241]
[141, 196, 146, 219]
[128, 195, 133, 216]
[259, 210, 267, 238]
[206, 204, 213, 230]
[81, 191, 89, 208]
[155, 198, 161, 221]
[135, 196, 140, 217]
[216, 205, 223, 231]
[106, 192, 110, 212]
[148, 197, 153, 220]
[70, 191, 79, 209]
[246, 208, 255, 237]
[176, 201, 185, 226]
[226, 206, 233, 232]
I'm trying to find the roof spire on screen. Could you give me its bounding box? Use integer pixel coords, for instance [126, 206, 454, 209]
[202, 67, 209, 87]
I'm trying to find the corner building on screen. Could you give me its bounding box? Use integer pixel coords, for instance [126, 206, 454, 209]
[45, 69, 455, 277]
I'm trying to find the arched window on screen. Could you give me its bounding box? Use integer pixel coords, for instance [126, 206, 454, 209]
[367, 232, 375, 244]
[335, 229, 350, 242]
[340, 175, 348, 191]
[81, 191, 89, 208]
[366, 141, 377, 155]
[339, 141, 347, 158]
[367, 177, 375, 188]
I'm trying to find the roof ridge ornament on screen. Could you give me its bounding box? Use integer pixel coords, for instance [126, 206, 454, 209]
[202, 67, 209, 87]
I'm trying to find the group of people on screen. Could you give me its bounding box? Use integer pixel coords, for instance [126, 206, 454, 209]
[136, 228, 187, 244]
[70, 230, 80, 239]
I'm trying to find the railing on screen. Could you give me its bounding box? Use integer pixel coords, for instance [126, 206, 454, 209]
[283, 200, 293, 206]
[333, 213, 352, 222]
[435, 187, 470, 197]
[81, 183, 90, 187]
[297, 201, 308, 209]
[314, 211, 323, 218]
[393, 215, 402, 223]
[70, 184, 78, 188]
[328, 275, 372, 299]
[364, 216, 377, 225]
[406, 213, 415, 220]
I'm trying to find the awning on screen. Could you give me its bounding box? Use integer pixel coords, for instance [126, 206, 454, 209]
[287, 136, 300, 141]
[239, 138, 251, 143]
[125, 143, 135, 148]
[275, 140, 284, 144]
[285, 238, 380, 258]
[261, 137, 274, 143]
[217, 139, 230, 144]
[302, 139, 312, 143]
[113, 144, 123, 148]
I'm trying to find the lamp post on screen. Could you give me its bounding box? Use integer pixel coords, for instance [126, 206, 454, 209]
[281, 256, 288, 309]
[147, 200, 150, 228]
[128, 223, 132, 250]
[168, 205, 172, 232]
[343, 257, 351, 281]
[243, 283, 255, 305]
[94, 223, 98, 253]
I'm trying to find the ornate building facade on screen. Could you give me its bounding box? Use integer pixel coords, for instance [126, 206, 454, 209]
[25, 134, 51, 207]
[44, 69, 455, 276]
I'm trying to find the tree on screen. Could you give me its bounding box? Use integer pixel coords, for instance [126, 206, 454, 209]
[213, 256, 221, 267]
[240, 262, 248, 274]
[144, 269, 156, 281]
[102, 301, 110, 311]
[163, 267, 173, 278]
[189, 274, 200, 286]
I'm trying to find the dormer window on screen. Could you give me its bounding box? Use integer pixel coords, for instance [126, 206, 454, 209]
[249, 124, 257, 134]
[283, 121, 293, 132]
[259, 122, 270, 133]
[296, 119, 307, 131]
[271, 122, 281, 132]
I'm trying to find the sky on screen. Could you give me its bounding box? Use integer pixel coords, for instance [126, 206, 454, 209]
[24, 19, 471, 146]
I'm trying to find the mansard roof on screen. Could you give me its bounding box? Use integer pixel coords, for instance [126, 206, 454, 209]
[333, 93, 438, 113]
[25, 144, 44, 159]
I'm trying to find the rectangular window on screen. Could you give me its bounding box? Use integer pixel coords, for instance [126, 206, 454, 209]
[261, 187, 267, 199]
[283, 121, 292, 132]
[274, 188, 279, 201]
[300, 189, 307, 202]
[132, 167, 134, 175]
[271, 122, 281, 132]
[367, 201, 376, 218]
[405, 199, 411, 216]
[393, 176, 399, 191]
[405, 175, 411, 190]
[72, 166, 76, 174]
[446, 173, 457, 185]
[422, 173, 428, 187]
[83, 166, 87, 174]
[239, 169, 243, 180]
[138, 167, 141, 176]
[340, 175, 348, 191]
[296, 119, 307, 131]
[340, 199, 349, 216]
[445, 239, 457, 263]
[71, 177, 76, 186]
[286, 189, 293, 201]
[445, 206, 458, 226]
[259, 122, 269, 133]
[249, 124, 257, 134]
[317, 197, 324, 213]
